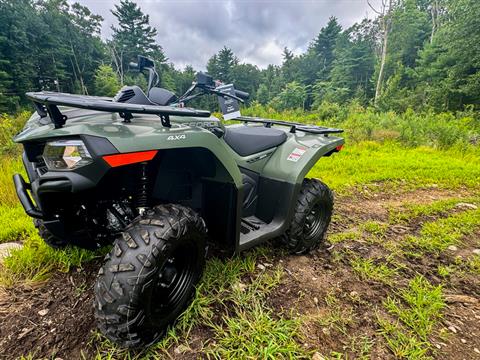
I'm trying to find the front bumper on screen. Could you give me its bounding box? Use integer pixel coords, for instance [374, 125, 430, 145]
[13, 174, 43, 218]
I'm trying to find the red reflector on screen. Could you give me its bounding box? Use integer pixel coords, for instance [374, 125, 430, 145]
[103, 150, 158, 167]
[335, 145, 344, 151]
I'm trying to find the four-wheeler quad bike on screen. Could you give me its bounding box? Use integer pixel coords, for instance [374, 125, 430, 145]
[13, 55, 344, 347]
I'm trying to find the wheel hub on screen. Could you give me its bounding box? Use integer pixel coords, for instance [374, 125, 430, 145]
[158, 258, 178, 288]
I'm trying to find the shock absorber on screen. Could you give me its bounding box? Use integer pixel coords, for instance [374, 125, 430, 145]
[135, 162, 149, 212]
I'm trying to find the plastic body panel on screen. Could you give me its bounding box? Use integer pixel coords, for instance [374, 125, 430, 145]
[14, 110, 243, 188]
[14, 109, 344, 253]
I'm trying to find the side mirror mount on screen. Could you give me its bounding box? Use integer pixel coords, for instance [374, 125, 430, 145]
[196, 72, 214, 87]
[137, 55, 155, 70]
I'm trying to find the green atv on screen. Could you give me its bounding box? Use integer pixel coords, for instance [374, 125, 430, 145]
[13, 56, 344, 347]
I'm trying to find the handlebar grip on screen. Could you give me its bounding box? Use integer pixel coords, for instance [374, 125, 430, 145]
[129, 62, 139, 70]
[235, 89, 249, 100]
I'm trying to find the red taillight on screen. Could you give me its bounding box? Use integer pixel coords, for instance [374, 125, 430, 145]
[335, 145, 344, 151]
[103, 150, 158, 167]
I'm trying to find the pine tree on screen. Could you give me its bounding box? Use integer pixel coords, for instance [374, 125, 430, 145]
[110, 0, 165, 84]
[206, 46, 238, 82]
[309, 17, 342, 81]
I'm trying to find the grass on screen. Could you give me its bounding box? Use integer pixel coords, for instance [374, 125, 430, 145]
[309, 141, 480, 193]
[0, 109, 479, 358]
[316, 292, 354, 335]
[405, 207, 480, 253]
[0, 234, 102, 287]
[378, 276, 445, 358]
[389, 197, 480, 224]
[207, 302, 305, 359]
[350, 256, 400, 284]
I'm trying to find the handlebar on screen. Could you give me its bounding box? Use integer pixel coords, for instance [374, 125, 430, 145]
[129, 62, 139, 70]
[234, 89, 249, 100]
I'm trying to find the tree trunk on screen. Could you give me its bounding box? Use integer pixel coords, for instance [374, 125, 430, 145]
[430, 0, 438, 43]
[374, 0, 392, 107]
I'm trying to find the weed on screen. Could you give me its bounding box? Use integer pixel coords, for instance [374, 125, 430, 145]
[379, 276, 445, 358]
[437, 265, 455, 278]
[405, 208, 480, 253]
[0, 234, 102, 287]
[467, 255, 480, 274]
[350, 256, 399, 284]
[206, 301, 307, 359]
[317, 292, 354, 335]
[389, 197, 479, 224]
[362, 221, 388, 236]
[328, 231, 359, 244]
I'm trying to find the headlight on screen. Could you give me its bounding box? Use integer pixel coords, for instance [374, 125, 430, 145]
[43, 139, 93, 170]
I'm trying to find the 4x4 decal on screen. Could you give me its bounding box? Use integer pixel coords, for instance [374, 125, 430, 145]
[167, 134, 186, 141]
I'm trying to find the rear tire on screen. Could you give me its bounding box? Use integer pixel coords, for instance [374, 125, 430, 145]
[94, 204, 207, 348]
[283, 178, 333, 254]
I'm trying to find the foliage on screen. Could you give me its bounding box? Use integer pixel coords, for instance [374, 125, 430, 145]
[1, 0, 480, 113]
[269, 81, 308, 111]
[94, 65, 120, 97]
[379, 276, 445, 358]
[110, 0, 166, 80]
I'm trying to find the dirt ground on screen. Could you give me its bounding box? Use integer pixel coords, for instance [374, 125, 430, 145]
[0, 186, 479, 359]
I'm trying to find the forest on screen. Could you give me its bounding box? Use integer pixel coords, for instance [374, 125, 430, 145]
[0, 0, 479, 114]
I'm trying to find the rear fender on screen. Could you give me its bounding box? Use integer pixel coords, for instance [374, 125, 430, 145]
[261, 131, 344, 184]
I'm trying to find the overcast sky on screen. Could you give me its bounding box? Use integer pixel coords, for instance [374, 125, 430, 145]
[75, 0, 380, 70]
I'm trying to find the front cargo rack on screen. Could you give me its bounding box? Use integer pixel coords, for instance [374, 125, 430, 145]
[234, 116, 344, 136]
[26, 92, 211, 129]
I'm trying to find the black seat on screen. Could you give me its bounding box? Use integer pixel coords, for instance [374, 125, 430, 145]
[224, 126, 287, 156]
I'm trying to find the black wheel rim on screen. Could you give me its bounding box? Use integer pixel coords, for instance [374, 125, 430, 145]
[149, 241, 197, 322]
[304, 202, 329, 240]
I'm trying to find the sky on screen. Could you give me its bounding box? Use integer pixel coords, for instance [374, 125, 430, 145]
[75, 0, 381, 70]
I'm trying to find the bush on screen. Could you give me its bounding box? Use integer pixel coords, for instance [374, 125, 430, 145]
[241, 102, 480, 149]
[0, 111, 30, 155]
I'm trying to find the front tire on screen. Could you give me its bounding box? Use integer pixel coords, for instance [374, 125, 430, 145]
[34, 219, 68, 248]
[283, 178, 333, 254]
[94, 204, 207, 348]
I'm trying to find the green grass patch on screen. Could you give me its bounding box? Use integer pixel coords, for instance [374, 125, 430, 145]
[389, 197, 480, 224]
[0, 156, 25, 207]
[361, 221, 388, 237]
[0, 205, 36, 243]
[316, 292, 354, 335]
[405, 208, 480, 253]
[0, 234, 102, 287]
[308, 141, 480, 192]
[350, 256, 399, 284]
[328, 230, 359, 244]
[207, 302, 306, 359]
[378, 276, 445, 358]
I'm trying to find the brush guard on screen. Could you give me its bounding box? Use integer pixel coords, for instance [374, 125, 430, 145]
[13, 174, 43, 219]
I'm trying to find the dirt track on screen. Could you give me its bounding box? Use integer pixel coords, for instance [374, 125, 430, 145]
[0, 186, 479, 359]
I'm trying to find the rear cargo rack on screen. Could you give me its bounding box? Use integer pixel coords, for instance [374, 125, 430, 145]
[26, 92, 211, 129]
[235, 116, 344, 135]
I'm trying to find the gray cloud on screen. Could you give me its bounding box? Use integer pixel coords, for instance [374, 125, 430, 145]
[75, 0, 381, 69]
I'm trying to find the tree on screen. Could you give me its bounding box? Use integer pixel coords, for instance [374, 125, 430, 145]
[309, 17, 343, 80]
[206, 46, 238, 82]
[110, 0, 165, 84]
[368, 0, 395, 106]
[256, 84, 269, 105]
[270, 82, 307, 110]
[94, 65, 120, 96]
[415, 0, 480, 110]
